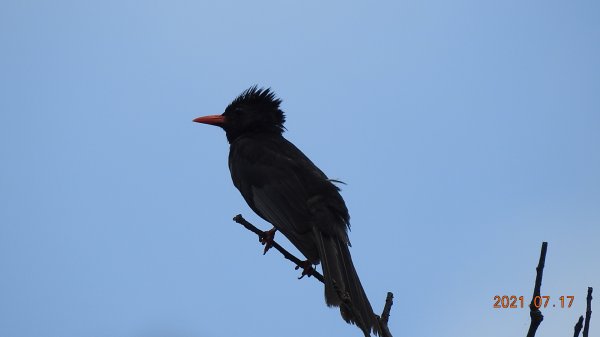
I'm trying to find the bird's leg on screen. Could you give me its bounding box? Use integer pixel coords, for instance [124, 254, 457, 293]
[295, 260, 315, 279]
[259, 227, 277, 255]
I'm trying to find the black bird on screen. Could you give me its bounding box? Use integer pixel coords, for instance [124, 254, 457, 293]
[194, 87, 379, 336]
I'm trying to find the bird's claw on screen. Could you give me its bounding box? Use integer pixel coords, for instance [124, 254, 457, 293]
[295, 260, 315, 279]
[259, 227, 276, 255]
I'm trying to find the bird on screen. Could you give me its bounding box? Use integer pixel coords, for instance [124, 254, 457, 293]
[193, 86, 379, 336]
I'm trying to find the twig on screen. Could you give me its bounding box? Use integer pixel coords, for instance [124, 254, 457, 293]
[233, 214, 324, 282]
[574, 315, 584, 337]
[232, 214, 394, 337]
[583, 287, 593, 337]
[381, 292, 393, 325]
[376, 292, 394, 337]
[526, 242, 548, 337]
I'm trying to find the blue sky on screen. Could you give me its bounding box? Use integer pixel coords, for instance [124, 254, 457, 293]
[1, 1, 598, 336]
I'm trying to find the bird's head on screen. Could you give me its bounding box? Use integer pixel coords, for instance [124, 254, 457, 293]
[193, 86, 286, 143]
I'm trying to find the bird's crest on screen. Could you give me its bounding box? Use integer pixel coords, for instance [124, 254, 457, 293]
[229, 86, 282, 110]
[226, 86, 286, 130]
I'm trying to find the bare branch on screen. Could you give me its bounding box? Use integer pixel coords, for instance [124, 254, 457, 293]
[232, 214, 394, 337]
[381, 292, 393, 325]
[376, 292, 394, 337]
[583, 287, 593, 337]
[233, 214, 324, 283]
[574, 315, 584, 337]
[526, 242, 548, 337]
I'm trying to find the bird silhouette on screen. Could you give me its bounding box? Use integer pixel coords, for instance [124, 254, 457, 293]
[193, 86, 379, 336]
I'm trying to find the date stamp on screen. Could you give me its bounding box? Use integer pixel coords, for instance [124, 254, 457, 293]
[493, 295, 574, 309]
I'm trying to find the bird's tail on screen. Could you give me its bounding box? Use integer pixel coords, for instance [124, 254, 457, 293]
[314, 229, 380, 336]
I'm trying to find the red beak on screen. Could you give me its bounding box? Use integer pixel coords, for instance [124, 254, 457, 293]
[193, 115, 226, 126]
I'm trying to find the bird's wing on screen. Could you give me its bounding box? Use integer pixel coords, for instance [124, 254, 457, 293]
[229, 136, 315, 233]
[229, 135, 349, 257]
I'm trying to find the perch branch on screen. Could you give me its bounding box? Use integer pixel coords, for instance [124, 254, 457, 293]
[526, 242, 548, 337]
[232, 214, 394, 337]
[233, 214, 324, 282]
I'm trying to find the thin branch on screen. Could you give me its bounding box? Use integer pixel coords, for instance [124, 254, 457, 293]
[376, 292, 394, 337]
[574, 315, 584, 337]
[233, 214, 324, 283]
[232, 214, 394, 337]
[526, 242, 548, 337]
[381, 292, 393, 325]
[583, 287, 593, 337]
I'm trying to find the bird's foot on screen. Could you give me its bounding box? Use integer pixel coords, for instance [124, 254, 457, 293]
[295, 260, 315, 279]
[259, 227, 276, 255]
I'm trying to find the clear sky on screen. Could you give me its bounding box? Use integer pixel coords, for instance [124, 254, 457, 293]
[1, 1, 598, 336]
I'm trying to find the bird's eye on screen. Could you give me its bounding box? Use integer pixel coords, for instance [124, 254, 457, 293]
[226, 107, 240, 116]
[224, 107, 241, 118]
